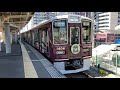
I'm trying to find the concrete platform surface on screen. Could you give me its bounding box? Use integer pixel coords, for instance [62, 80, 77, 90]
[0, 43, 24, 78]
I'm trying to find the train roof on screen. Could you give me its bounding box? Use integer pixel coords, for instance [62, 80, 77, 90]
[53, 15, 92, 21]
[22, 15, 92, 33]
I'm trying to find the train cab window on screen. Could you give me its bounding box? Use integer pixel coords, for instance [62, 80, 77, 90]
[53, 20, 67, 44]
[82, 21, 91, 42]
[70, 27, 80, 45]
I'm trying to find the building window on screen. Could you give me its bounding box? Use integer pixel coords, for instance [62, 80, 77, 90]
[98, 18, 109, 21]
[98, 22, 109, 24]
[98, 25, 109, 28]
[99, 15, 109, 17]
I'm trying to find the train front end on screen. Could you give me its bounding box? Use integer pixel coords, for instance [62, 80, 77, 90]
[51, 15, 92, 74]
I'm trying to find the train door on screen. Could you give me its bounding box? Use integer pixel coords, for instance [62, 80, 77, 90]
[34, 29, 39, 50]
[69, 24, 81, 59]
[30, 31, 33, 45]
[39, 30, 42, 52]
[28, 32, 30, 43]
[25, 33, 27, 41]
[42, 30, 45, 53]
[44, 29, 49, 55]
[48, 26, 52, 58]
[26, 32, 29, 42]
[32, 31, 34, 46]
[47, 29, 50, 56]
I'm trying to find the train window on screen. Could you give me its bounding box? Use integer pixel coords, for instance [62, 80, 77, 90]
[82, 21, 91, 42]
[70, 27, 80, 45]
[53, 20, 67, 44]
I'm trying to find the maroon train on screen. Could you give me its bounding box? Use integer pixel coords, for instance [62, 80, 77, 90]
[21, 15, 93, 74]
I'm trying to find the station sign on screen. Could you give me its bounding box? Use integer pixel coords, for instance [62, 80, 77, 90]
[96, 34, 107, 39]
[68, 15, 81, 23]
[54, 21, 65, 27]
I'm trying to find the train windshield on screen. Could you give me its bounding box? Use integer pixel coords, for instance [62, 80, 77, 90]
[53, 20, 67, 44]
[82, 21, 91, 42]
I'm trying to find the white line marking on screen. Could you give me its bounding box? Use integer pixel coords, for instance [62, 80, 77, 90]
[31, 60, 41, 61]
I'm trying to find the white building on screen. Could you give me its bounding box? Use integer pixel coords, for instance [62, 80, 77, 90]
[94, 12, 119, 31]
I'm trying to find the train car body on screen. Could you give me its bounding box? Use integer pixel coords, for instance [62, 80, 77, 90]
[21, 15, 93, 74]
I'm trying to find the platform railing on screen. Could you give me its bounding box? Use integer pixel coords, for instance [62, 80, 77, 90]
[91, 49, 120, 75]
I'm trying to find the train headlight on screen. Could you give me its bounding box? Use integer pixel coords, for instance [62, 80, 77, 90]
[56, 51, 65, 54]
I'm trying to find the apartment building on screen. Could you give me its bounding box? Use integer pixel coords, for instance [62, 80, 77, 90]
[94, 12, 120, 47]
[94, 12, 118, 31]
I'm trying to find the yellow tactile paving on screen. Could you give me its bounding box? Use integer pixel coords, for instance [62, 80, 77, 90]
[20, 42, 38, 78]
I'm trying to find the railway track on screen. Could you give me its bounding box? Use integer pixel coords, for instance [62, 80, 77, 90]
[65, 71, 98, 78]
[65, 72, 90, 78]
[65, 66, 112, 78]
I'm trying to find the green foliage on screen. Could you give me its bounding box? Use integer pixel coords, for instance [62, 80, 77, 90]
[99, 69, 108, 75]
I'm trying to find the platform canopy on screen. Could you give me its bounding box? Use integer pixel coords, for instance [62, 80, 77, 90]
[92, 44, 116, 56]
[0, 12, 34, 31]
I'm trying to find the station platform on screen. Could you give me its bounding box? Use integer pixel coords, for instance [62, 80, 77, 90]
[0, 42, 24, 78]
[0, 41, 66, 78]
